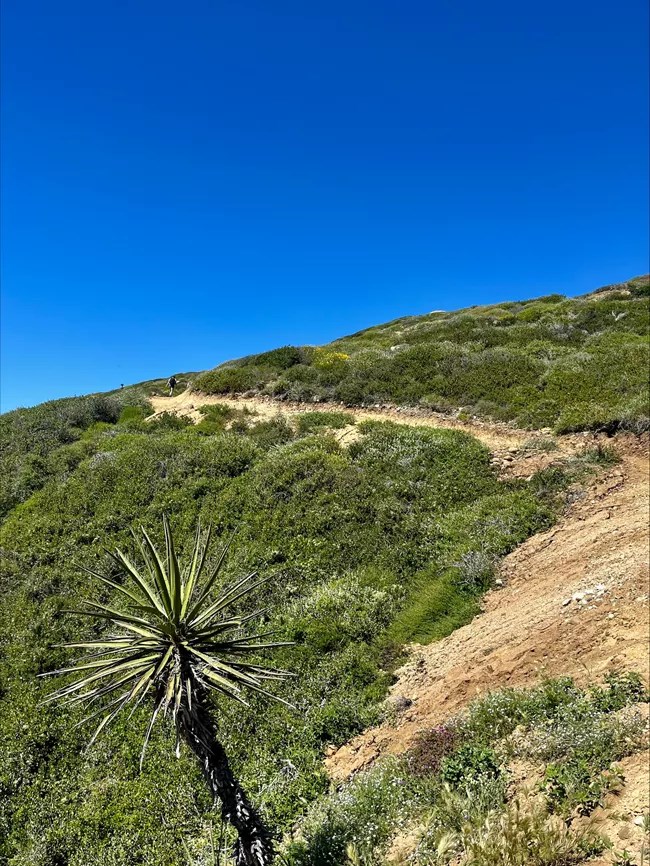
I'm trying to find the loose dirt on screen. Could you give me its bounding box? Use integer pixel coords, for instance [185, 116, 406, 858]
[150, 389, 573, 455]
[326, 436, 649, 781]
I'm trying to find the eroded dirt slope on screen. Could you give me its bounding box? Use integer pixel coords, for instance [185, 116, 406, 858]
[327, 436, 649, 780]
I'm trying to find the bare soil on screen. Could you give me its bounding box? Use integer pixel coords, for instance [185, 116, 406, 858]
[326, 437, 649, 780]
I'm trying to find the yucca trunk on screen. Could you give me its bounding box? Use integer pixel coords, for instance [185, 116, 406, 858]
[178, 677, 274, 866]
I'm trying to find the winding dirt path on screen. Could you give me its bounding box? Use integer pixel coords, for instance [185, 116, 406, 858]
[149, 389, 572, 455]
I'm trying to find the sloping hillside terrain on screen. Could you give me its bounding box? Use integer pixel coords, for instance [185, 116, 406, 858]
[192, 275, 650, 433]
[0, 277, 648, 866]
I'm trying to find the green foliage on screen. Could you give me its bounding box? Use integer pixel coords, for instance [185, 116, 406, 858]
[118, 405, 147, 429]
[147, 412, 193, 432]
[295, 411, 355, 434]
[289, 673, 639, 865]
[193, 366, 273, 394]
[589, 671, 649, 712]
[192, 279, 649, 431]
[0, 417, 556, 862]
[439, 745, 502, 788]
[542, 760, 623, 817]
[248, 346, 306, 370]
[283, 759, 417, 866]
[0, 392, 152, 519]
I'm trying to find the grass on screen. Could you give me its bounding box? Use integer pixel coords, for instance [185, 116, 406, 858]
[295, 411, 355, 434]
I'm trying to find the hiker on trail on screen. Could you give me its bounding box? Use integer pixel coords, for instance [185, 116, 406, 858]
[167, 375, 178, 397]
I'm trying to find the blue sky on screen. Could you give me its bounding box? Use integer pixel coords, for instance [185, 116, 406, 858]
[1, 0, 648, 412]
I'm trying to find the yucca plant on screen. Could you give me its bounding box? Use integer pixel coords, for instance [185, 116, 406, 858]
[42, 516, 294, 866]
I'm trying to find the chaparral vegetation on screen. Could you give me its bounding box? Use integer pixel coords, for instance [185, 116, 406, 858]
[1, 277, 648, 865]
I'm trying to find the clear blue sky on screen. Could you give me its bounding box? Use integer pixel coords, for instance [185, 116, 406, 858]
[1, 0, 648, 412]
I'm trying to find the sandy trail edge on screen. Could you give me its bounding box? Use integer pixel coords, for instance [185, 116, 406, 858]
[149, 390, 572, 454]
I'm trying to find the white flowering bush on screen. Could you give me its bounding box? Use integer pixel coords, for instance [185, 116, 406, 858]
[284, 759, 417, 866]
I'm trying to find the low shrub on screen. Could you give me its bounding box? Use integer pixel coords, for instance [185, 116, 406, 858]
[439, 744, 502, 788]
[407, 724, 459, 776]
[295, 411, 355, 434]
[193, 365, 272, 394]
[542, 759, 623, 817]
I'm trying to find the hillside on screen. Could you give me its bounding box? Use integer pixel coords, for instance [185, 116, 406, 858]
[0, 277, 648, 866]
[192, 275, 650, 433]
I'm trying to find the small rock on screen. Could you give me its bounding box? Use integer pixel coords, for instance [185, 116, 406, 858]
[573, 592, 585, 602]
[562, 598, 572, 606]
[386, 695, 413, 713]
[494, 578, 504, 587]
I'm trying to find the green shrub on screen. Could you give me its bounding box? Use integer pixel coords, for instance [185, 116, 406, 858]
[589, 671, 649, 712]
[146, 411, 193, 432]
[542, 759, 623, 817]
[440, 745, 502, 788]
[249, 345, 305, 370]
[295, 411, 355, 434]
[193, 365, 272, 394]
[242, 417, 296, 448]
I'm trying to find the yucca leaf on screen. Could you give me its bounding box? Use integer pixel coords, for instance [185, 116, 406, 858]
[180, 521, 211, 617]
[55, 666, 155, 707]
[206, 632, 293, 650]
[191, 573, 271, 627]
[48, 654, 159, 700]
[110, 546, 165, 615]
[163, 514, 182, 622]
[185, 645, 261, 688]
[201, 669, 250, 704]
[140, 694, 165, 768]
[42, 654, 153, 678]
[190, 619, 245, 642]
[139, 528, 173, 616]
[242, 682, 296, 710]
[64, 609, 164, 641]
[54, 639, 149, 650]
[75, 690, 132, 729]
[87, 694, 132, 748]
[184, 533, 235, 621]
[81, 567, 152, 612]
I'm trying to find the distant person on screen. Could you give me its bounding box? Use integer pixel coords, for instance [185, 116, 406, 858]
[167, 375, 178, 397]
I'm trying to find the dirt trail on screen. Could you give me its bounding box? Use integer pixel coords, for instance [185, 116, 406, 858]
[149, 389, 572, 455]
[326, 436, 649, 780]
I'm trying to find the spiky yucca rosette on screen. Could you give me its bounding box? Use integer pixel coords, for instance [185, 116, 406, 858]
[43, 516, 293, 866]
